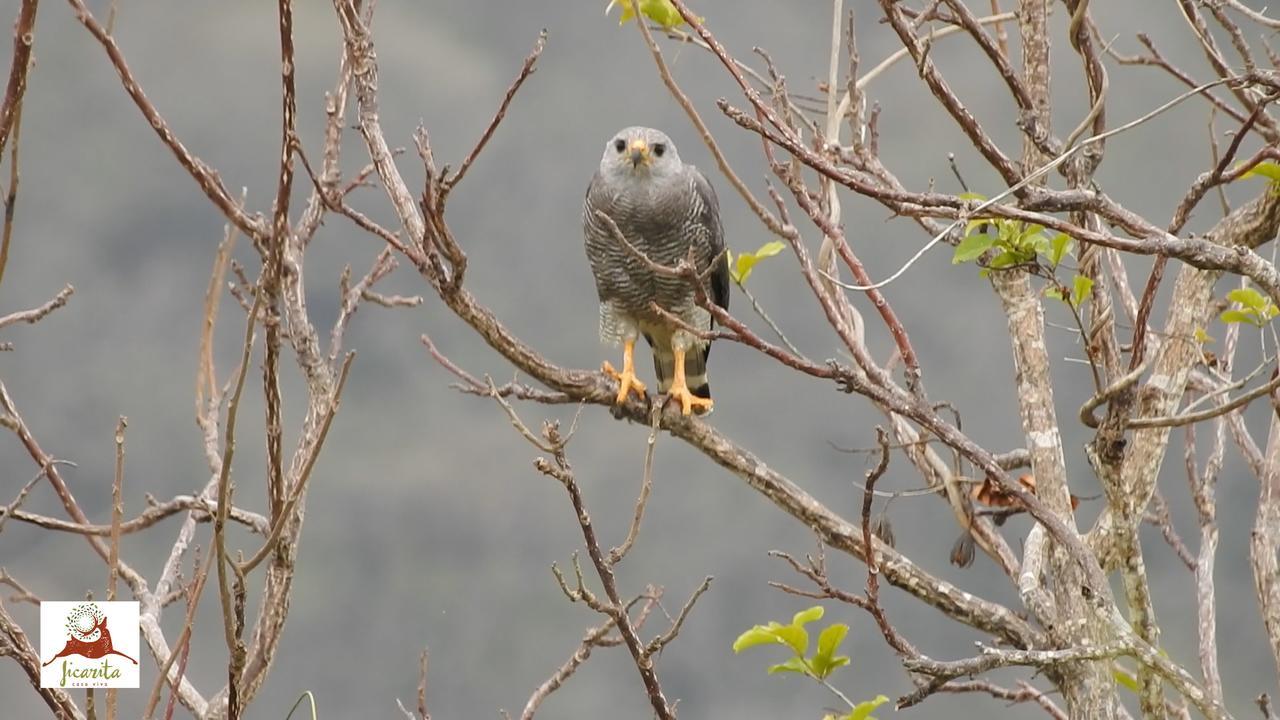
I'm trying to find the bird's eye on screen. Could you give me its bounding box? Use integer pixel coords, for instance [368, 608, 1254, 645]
[652, 143, 666, 157]
[614, 139, 626, 153]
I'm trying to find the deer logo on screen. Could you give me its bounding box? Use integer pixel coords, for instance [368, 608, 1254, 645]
[42, 602, 137, 667]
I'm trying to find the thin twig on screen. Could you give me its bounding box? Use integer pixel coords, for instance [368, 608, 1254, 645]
[1, 495, 269, 537]
[65, 0, 265, 240]
[0, 91, 23, 292]
[0, 284, 73, 330]
[239, 352, 355, 574]
[630, 7, 785, 236]
[144, 548, 214, 720]
[442, 31, 546, 197]
[1130, 366, 1280, 428]
[609, 406, 661, 565]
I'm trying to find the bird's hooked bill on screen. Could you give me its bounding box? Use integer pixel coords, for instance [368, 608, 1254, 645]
[628, 138, 650, 167]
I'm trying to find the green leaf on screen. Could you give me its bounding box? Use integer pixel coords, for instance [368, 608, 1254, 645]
[1049, 233, 1073, 266]
[996, 220, 1018, 245]
[848, 694, 890, 720]
[965, 218, 993, 236]
[792, 605, 825, 628]
[773, 623, 809, 656]
[732, 623, 788, 653]
[1194, 327, 1214, 344]
[1113, 667, 1140, 694]
[811, 623, 850, 678]
[815, 623, 848, 661]
[1220, 308, 1259, 325]
[1240, 160, 1280, 183]
[1045, 287, 1064, 302]
[1071, 274, 1094, 307]
[606, 0, 687, 28]
[1228, 287, 1269, 311]
[766, 656, 810, 675]
[731, 620, 808, 656]
[754, 241, 786, 261]
[811, 653, 850, 679]
[731, 241, 787, 284]
[987, 250, 1021, 270]
[952, 232, 995, 264]
[958, 191, 987, 202]
[1019, 223, 1045, 243]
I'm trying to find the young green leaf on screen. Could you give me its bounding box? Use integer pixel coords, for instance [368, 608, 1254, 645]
[731, 620, 808, 656]
[810, 622, 851, 678]
[1239, 160, 1280, 183]
[1029, 233, 1051, 257]
[1113, 667, 1140, 694]
[730, 256, 754, 284]
[731, 241, 787, 284]
[996, 220, 1017, 245]
[772, 624, 809, 656]
[792, 605, 825, 627]
[605, 0, 687, 28]
[732, 622, 789, 653]
[766, 656, 809, 675]
[1228, 286, 1269, 311]
[987, 250, 1022, 270]
[965, 217, 993, 236]
[958, 191, 987, 202]
[848, 694, 890, 720]
[815, 623, 848, 661]
[810, 652, 850, 680]
[1194, 327, 1214, 344]
[755, 240, 786, 259]
[952, 232, 994, 264]
[1071, 274, 1094, 307]
[1220, 308, 1258, 326]
[1049, 233, 1073, 266]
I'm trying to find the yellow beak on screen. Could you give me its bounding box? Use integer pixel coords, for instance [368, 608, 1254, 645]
[628, 138, 650, 168]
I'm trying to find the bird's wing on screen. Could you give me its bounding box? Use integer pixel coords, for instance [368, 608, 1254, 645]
[582, 169, 619, 304]
[691, 167, 730, 313]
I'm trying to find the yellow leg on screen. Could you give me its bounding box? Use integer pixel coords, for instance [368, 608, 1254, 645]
[602, 338, 647, 405]
[668, 346, 713, 416]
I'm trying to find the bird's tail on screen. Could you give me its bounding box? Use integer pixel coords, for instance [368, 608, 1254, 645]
[649, 339, 711, 412]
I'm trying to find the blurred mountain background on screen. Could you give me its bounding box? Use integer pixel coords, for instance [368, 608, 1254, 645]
[3, 1, 1279, 717]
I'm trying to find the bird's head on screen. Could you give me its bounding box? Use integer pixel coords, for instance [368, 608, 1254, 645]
[600, 126, 682, 181]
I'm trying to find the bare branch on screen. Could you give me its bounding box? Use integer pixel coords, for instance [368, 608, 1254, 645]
[0, 283, 73, 330]
[65, 0, 266, 240]
[442, 30, 546, 197]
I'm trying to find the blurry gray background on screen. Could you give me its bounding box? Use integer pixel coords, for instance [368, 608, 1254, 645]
[3, 1, 1278, 717]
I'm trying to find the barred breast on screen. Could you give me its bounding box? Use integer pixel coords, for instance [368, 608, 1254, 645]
[583, 171, 716, 323]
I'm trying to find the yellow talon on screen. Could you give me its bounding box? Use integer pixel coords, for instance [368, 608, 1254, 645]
[602, 338, 647, 404]
[667, 346, 713, 416]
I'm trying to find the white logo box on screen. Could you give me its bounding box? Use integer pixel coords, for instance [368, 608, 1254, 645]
[39, 601, 140, 689]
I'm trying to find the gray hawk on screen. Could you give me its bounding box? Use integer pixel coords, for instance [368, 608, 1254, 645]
[583, 126, 730, 416]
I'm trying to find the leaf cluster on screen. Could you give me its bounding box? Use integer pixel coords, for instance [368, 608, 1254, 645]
[1220, 286, 1279, 327]
[604, 0, 690, 29]
[727, 241, 786, 285]
[951, 194, 1094, 308]
[734, 606, 888, 720]
[952, 198, 1070, 275]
